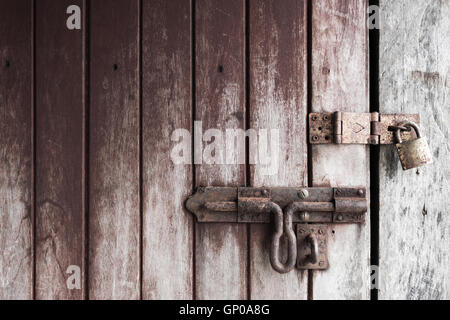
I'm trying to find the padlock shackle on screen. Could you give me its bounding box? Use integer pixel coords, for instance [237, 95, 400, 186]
[395, 121, 421, 143]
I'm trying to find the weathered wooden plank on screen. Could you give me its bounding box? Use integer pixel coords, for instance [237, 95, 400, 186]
[0, 0, 33, 300]
[142, 0, 193, 299]
[248, 0, 308, 299]
[311, 0, 370, 299]
[89, 0, 140, 299]
[379, 0, 450, 300]
[35, 0, 85, 299]
[195, 0, 247, 299]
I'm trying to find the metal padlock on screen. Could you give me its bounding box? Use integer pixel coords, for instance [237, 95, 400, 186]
[395, 121, 433, 170]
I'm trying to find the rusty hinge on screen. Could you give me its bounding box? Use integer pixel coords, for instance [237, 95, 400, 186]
[309, 112, 420, 145]
[186, 187, 367, 273]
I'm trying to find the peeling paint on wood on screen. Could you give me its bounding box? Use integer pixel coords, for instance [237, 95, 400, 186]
[195, 0, 248, 300]
[311, 0, 371, 300]
[35, 0, 85, 300]
[142, 0, 193, 300]
[0, 0, 32, 300]
[89, 0, 140, 299]
[249, 0, 308, 300]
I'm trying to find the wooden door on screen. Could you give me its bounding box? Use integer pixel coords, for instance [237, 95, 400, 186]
[2, 0, 423, 300]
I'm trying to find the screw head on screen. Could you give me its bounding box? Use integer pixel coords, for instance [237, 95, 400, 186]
[262, 190, 268, 197]
[337, 214, 343, 221]
[301, 212, 310, 221]
[312, 115, 319, 121]
[298, 189, 309, 199]
[318, 229, 324, 235]
[319, 261, 324, 267]
[358, 189, 364, 196]
[323, 115, 329, 121]
[312, 135, 319, 141]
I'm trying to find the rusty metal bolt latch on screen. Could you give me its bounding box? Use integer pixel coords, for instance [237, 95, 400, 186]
[185, 187, 367, 273]
[267, 201, 296, 274]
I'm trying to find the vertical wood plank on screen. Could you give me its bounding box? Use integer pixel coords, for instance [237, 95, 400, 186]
[311, 0, 370, 300]
[195, 0, 247, 299]
[89, 0, 140, 299]
[142, 0, 193, 299]
[248, 0, 309, 299]
[379, 0, 450, 299]
[35, 0, 85, 299]
[0, 0, 33, 300]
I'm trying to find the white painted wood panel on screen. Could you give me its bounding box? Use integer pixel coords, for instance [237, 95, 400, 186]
[379, 0, 450, 300]
[311, 0, 371, 300]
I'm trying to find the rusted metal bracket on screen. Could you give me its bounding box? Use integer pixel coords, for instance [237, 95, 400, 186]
[185, 187, 367, 272]
[309, 112, 420, 145]
[297, 224, 328, 270]
[186, 187, 366, 224]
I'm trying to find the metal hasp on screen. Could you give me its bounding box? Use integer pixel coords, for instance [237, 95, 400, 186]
[309, 111, 420, 145]
[185, 187, 367, 273]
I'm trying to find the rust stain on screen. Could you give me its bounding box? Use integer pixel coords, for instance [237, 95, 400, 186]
[411, 71, 440, 86]
[422, 204, 428, 217]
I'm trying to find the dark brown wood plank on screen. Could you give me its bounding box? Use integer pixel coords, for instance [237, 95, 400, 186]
[0, 0, 33, 300]
[311, 0, 370, 299]
[35, 0, 85, 299]
[248, 0, 308, 299]
[142, 0, 193, 299]
[89, 0, 140, 299]
[195, 0, 247, 299]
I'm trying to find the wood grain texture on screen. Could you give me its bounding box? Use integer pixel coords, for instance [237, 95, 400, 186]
[248, 0, 308, 299]
[142, 0, 193, 299]
[35, 0, 85, 299]
[0, 0, 33, 300]
[379, 0, 450, 300]
[195, 0, 247, 300]
[89, 0, 140, 299]
[311, 0, 370, 300]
